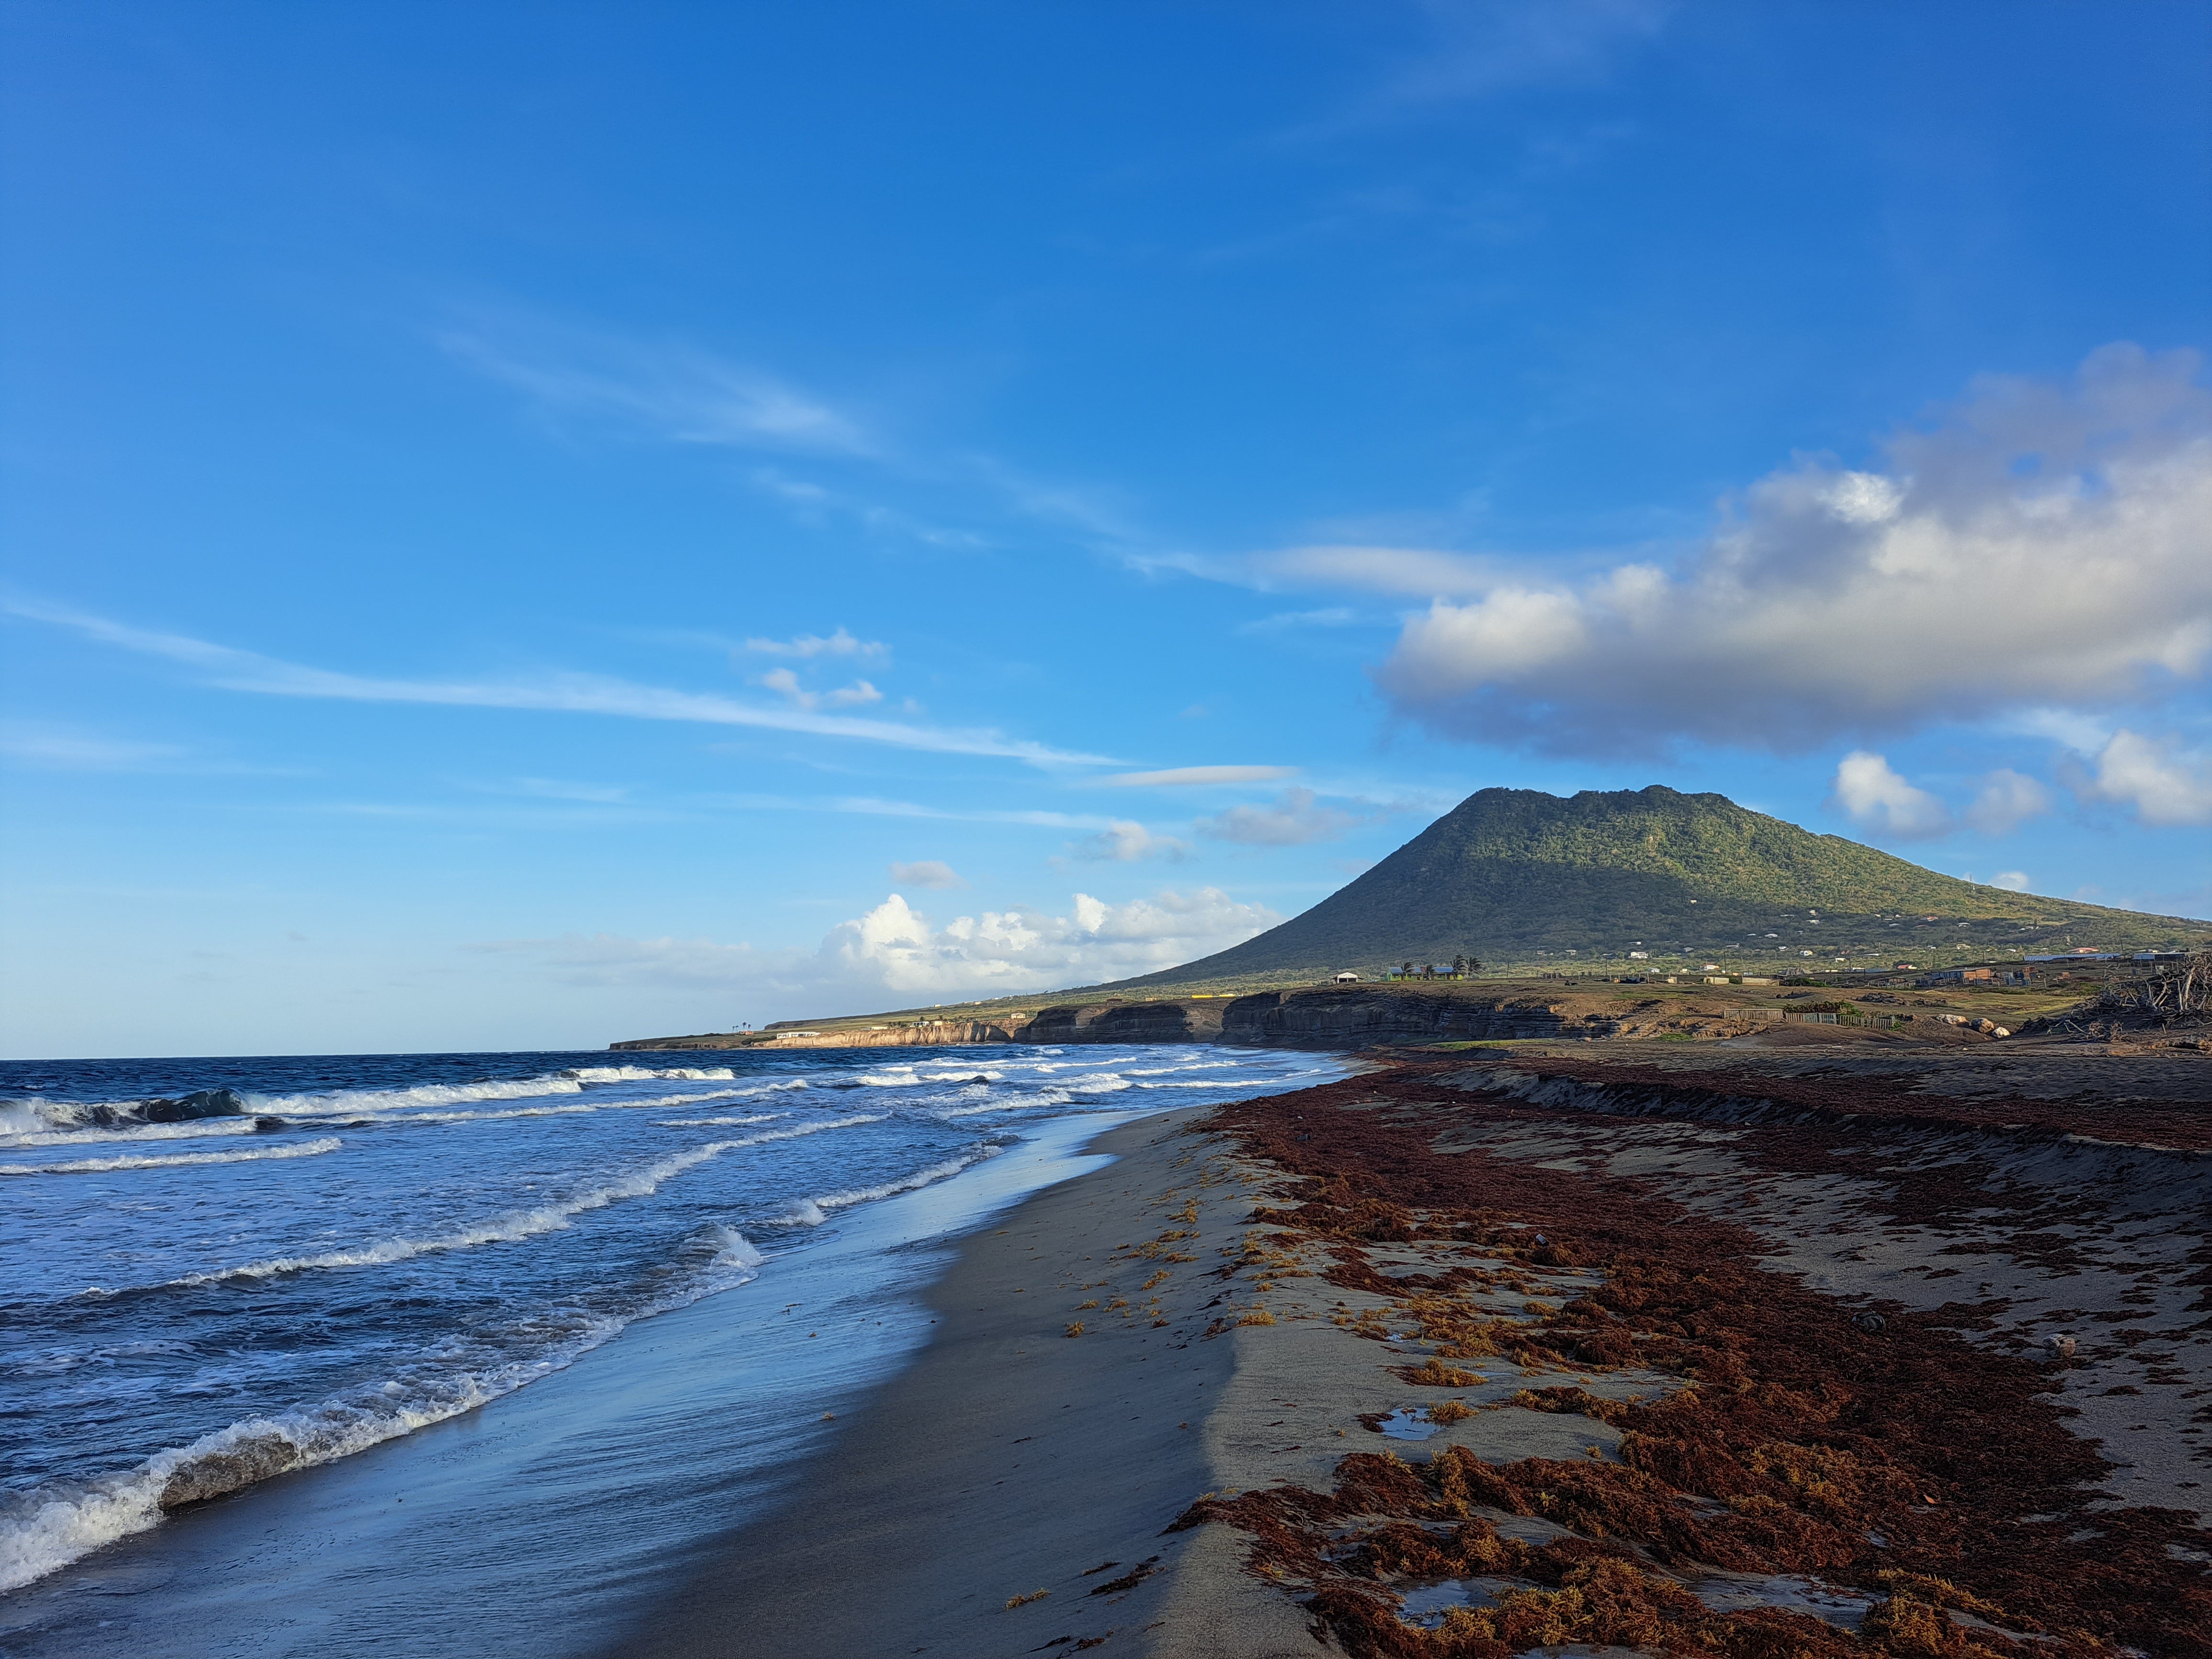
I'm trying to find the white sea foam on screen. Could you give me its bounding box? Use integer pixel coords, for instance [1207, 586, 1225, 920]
[0, 1224, 770, 1593]
[563, 1065, 739, 1083]
[653, 1113, 784, 1128]
[120, 1116, 885, 1292]
[0, 1113, 265, 1150]
[1124, 1060, 1243, 1074]
[0, 1138, 344, 1177]
[775, 1197, 827, 1225]
[813, 1146, 1003, 1212]
[252, 1077, 589, 1116]
[387, 1087, 762, 1123]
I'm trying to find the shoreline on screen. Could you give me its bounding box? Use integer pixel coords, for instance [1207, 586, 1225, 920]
[608, 1045, 2212, 1659]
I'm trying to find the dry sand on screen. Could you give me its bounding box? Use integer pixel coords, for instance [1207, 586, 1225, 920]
[608, 1040, 2212, 1658]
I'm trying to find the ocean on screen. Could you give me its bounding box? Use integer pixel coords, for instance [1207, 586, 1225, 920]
[0, 1042, 1345, 1655]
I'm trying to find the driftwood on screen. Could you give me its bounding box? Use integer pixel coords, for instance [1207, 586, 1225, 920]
[2025, 951, 2211, 1041]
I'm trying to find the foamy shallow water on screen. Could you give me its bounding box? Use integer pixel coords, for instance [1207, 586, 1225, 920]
[0, 1044, 1343, 1652]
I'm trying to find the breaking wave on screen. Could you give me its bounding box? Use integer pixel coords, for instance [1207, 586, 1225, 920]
[111, 1117, 885, 1293]
[0, 1223, 767, 1594]
[0, 1138, 343, 1177]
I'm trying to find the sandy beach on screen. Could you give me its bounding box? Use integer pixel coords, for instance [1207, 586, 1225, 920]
[610, 1039, 2212, 1659]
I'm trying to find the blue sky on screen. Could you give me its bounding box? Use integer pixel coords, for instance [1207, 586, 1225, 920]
[3, 1, 2208, 1057]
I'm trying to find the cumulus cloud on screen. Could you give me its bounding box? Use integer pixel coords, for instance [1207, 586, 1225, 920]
[742, 627, 888, 661]
[1989, 871, 2032, 892]
[821, 888, 1275, 995]
[1067, 820, 1194, 862]
[493, 887, 1278, 1006]
[2069, 729, 2212, 826]
[888, 860, 967, 890]
[757, 666, 884, 710]
[1370, 345, 2212, 754]
[1832, 752, 1953, 838]
[1102, 765, 1299, 787]
[1961, 768, 2054, 835]
[1196, 787, 1361, 846]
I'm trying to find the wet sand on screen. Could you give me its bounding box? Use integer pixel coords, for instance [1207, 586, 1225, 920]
[611, 1042, 2212, 1659]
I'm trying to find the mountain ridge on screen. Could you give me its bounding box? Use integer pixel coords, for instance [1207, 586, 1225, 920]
[1092, 785, 2209, 990]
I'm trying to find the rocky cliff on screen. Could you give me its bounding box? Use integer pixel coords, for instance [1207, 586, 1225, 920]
[612, 985, 1642, 1051]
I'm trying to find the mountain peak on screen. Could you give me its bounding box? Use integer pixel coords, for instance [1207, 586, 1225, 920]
[1097, 785, 2209, 990]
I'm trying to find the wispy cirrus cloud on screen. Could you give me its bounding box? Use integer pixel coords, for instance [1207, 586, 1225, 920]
[6, 600, 1117, 769]
[1100, 765, 1299, 788]
[442, 318, 875, 457]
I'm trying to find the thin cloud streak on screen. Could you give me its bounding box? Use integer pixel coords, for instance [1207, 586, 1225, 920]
[7, 600, 1119, 769]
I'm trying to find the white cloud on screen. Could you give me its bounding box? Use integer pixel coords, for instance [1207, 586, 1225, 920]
[2071, 728, 2212, 826]
[1196, 787, 1361, 846]
[7, 601, 1116, 769]
[1989, 871, 2032, 892]
[1235, 608, 1362, 635]
[823, 888, 1273, 995]
[490, 887, 1279, 1005]
[741, 627, 889, 662]
[1102, 765, 1299, 787]
[757, 666, 884, 710]
[888, 860, 967, 890]
[1344, 0, 1671, 122]
[1369, 346, 2212, 753]
[1067, 820, 1194, 863]
[1961, 768, 2054, 835]
[1832, 752, 1952, 838]
[442, 320, 874, 457]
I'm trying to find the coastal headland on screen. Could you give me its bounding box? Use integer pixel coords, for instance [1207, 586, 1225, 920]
[608, 952, 2187, 1056]
[609, 1032, 2212, 1659]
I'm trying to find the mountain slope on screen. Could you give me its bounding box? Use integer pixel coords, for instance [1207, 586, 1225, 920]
[1100, 786, 2210, 989]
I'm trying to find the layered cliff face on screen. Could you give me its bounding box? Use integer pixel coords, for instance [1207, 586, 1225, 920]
[614, 987, 1639, 1051]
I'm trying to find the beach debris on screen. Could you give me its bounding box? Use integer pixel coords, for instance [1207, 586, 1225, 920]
[2047, 1334, 2078, 1360]
[1088, 1555, 1160, 1596]
[1853, 1311, 1887, 1333]
[1064, 1321, 1085, 1337]
[820, 1412, 835, 1421]
[1081, 1560, 1120, 1576]
[1005, 1589, 1051, 1610]
[1397, 1357, 1486, 1387]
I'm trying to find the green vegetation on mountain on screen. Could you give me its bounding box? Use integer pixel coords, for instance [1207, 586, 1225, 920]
[1097, 785, 2212, 990]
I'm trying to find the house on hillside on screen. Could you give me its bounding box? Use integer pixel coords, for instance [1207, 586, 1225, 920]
[1334, 971, 1360, 983]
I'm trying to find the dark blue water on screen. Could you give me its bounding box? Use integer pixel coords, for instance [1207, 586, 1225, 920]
[0, 1043, 1341, 1630]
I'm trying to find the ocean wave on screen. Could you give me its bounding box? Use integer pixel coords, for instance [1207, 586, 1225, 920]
[1063, 1073, 1134, 1092]
[653, 1113, 785, 1128]
[1134, 1078, 1261, 1089]
[562, 1065, 738, 1083]
[814, 1147, 1004, 1212]
[1123, 1060, 1244, 1074]
[0, 1224, 769, 1593]
[385, 1087, 763, 1123]
[0, 1110, 265, 1150]
[249, 1077, 588, 1116]
[0, 1138, 343, 1177]
[114, 1117, 885, 1293]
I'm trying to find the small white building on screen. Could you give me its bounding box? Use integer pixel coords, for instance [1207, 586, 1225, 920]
[1334, 971, 1361, 983]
